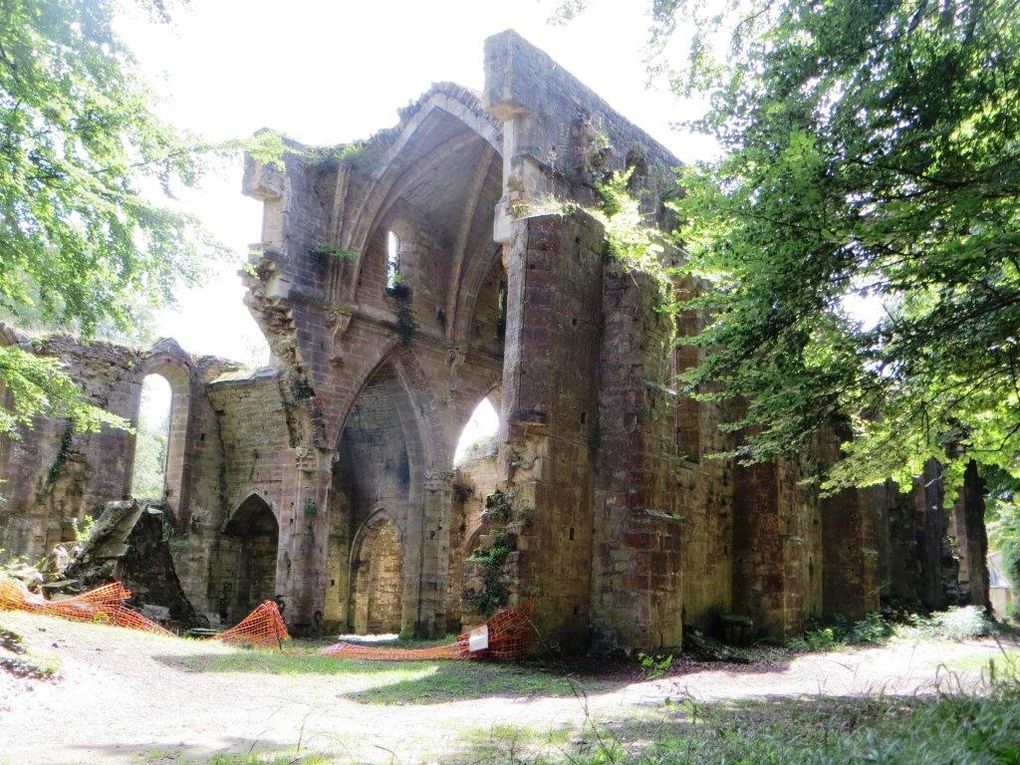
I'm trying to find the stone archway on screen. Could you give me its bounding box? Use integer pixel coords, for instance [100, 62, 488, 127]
[350, 515, 404, 634]
[215, 494, 279, 623]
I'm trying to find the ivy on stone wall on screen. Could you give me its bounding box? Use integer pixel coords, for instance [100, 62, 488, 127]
[463, 488, 533, 616]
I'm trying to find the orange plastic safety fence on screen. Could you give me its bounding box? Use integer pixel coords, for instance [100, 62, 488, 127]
[216, 600, 289, 647]
[316, 601, 534, 662]
[0, 578, 171, 635]
[475, 600, 534, 661]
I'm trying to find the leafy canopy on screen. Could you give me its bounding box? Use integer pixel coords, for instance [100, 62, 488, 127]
[568, 0, 1020, 491]
[0, 0, 206, 435]
[0, 1, 292, 438]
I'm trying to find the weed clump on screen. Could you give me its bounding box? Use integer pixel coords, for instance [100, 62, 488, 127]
[788, 606, 996, 652]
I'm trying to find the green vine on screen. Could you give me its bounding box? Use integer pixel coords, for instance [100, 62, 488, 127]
[309, 243, 361, 263]
[481, 488, 514, 522]
[516, 169, 684, 379]
[465, 528, 513, 615]
[45, 426, 74, 489]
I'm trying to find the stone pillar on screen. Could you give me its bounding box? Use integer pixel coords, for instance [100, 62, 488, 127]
[590, 263, 684, 653]
[280, 446, 333, 632]
[732, 461, 788, 637]
[418, 467, 455, 636]
[821, 486, 880, 619]
[915, 459, 952, 610]
[951, 461, 991, 609]
[498, 211, 605, 652]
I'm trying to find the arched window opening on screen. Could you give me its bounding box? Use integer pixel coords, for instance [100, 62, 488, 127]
[386, 230, 401, 291]
[131, 375, 172, 499]
[454, 397, 499, 466]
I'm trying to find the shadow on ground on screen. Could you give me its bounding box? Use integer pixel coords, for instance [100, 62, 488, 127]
[68, 737, 333, 764]
[436, 684, 1020, 764]
[152, 650, 619, 704]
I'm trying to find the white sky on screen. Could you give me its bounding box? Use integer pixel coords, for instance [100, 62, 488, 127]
[116, 0, 713, 368]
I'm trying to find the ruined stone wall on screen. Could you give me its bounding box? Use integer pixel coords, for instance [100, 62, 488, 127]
[0, 335, 141, 559]
[483, 29, 678, 234]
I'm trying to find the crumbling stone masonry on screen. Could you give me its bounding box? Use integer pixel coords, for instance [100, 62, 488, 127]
[0, 31, 988, 649]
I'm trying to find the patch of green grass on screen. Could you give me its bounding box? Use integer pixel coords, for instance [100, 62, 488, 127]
[535, 685, 1020, 764]
[348, 661, 583, 705]
[157, 648, 442, 676]
[0, 622, 59, 679]
[441, 724, 576, 764]
[206, 754, 329, 765]
[156, 647, 586, 704]
[787, 606, 1000, 653]
[935, 646, 1020, 678]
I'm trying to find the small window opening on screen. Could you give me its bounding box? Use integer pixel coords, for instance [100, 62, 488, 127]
[386, 231, 401, 290]
[454, 397, 500, 465]
[568, 527, 575, 541]
[496, 280, 508, 340]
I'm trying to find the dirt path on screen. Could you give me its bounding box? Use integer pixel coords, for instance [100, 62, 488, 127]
[0, 611, 1012, 765]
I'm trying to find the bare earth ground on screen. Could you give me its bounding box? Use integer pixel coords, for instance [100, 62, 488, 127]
[0, 610, 1015, 765]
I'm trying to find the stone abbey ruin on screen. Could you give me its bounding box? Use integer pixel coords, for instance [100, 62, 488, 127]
[0, 31, 989, 653]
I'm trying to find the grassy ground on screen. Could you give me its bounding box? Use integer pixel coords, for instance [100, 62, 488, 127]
[446, 681, 1020, 764]
[2, 609, 1019, 764]
[160, 647, 581, 705]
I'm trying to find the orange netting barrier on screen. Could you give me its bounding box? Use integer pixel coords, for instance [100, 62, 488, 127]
[1, 576, 530, 662]
[317, 601, 534, 662]
[216, 600, 289, 647]
[0, 578, 171, 635]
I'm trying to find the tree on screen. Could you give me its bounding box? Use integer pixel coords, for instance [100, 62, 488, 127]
[0, 0, 213, 436]
[569, 0, 1020, 491]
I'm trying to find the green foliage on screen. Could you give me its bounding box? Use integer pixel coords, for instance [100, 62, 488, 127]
[70, 515, 96, 545]
[466, 529, 513, 615]
[899, 606, 995, 642]
[787, 612, 893, 651]
[0, 0, 212, 338]
[789, 607, 993, 652]
[468, 529, 512, 567]
[609, 0, 1020, 491]
[563, 683, 1020, 765]
[0, 346, 125, 438]
[481, 489, 514, 523]
[130, 411, 168, 500]
[308, 243, 360, 262]
[303, 499, 317, 516]
[637, 652, 674, 680]
[0, 1, 230, 439]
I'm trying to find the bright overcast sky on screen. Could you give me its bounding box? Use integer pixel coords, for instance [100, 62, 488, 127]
[115, 0, 711, 367]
